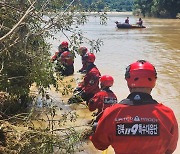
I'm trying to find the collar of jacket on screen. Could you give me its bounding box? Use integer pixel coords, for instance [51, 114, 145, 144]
[86, 63, 96, 73]
[101, 87, 111, 92]
[120, 92, 158, 106]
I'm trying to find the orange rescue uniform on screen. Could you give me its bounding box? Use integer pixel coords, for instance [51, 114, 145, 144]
[90, 92, 178, 154]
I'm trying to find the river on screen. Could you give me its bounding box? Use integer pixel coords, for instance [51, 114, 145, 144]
[50, 12, 180, 154]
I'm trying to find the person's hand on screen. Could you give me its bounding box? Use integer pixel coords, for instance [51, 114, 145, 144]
[81, 128, 94, 140]
[80, 91, 86, 100]
[92, 122, 98, 132]
[81, 70, 87, 74]
[73, 87, 82, 93]
[51, 58, 55, 63]
[91, 112, 97, 117]
[78, 69, 82, 73]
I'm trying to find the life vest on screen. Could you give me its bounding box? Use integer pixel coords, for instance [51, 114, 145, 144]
[79, 64, 101, 95]
[89, 88, 117, 114]
[60, 51, 74, 66]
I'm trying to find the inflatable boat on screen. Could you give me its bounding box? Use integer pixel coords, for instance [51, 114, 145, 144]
[115, 22, 146, 29]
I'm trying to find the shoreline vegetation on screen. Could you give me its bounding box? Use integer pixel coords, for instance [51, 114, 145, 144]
[88, 11, 180, 18]
[50, 11, 180, 19]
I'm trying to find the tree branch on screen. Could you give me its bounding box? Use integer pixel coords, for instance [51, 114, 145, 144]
[0, 1, 36, 42]
[63, 0, 75, 15]
[0, 61, 4, 73]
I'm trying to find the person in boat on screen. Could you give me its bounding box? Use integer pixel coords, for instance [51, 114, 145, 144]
[90, 60, 178, 154]
[78, 46, 89, 73]
[51, 41, 69, 61]
[115, 21, 120, 25]
[137, 18, 143, 27]
[88, 75, 117, 122]
[69, 53, 101, 104]
[125, 17, 129, 24]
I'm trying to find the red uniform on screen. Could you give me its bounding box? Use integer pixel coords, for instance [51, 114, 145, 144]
[60, 51, 74, 66]
[88, 88, 117, 114]
[57, 51, 74, 76]
[90, 92, 178, 154]
[51, 49, 69, 62]
[78, 64, 101, 102]
[51, 51, 59, 61]
[51, 40, 70, 62]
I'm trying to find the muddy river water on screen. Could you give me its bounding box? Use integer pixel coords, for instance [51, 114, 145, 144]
[49, 12, 180, 154]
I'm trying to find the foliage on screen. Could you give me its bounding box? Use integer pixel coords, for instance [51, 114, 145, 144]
[133, 0, 180, 18]
[0, 0, 104, 106]
[0, 103, 91, 154]
[0, 0, 106, 153]
[104, 0, 134, 12]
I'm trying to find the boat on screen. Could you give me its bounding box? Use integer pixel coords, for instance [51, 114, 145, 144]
[115, 21, 146, 29]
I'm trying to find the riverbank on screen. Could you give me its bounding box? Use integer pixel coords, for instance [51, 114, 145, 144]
[0, 75, 93, 153]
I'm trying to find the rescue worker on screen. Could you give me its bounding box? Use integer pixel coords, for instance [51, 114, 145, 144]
[69, 53, 101, 104]
[90, 60, 178, 154]
[125, 17, 129, 24]
[88, 75, 117, 121]
[78, 46, 88, 73]
[137, 18, 143, 27]
[51, 41, 69, 61]
[51, 41, 74, 76]
[59, 51, 74, 76]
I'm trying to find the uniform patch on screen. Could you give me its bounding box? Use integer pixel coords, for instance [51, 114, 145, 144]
[89, 80, 95, 85]
[104, 97, 117, 104]
[116, 123, 159, 136]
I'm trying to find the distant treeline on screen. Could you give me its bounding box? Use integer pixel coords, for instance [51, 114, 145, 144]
[36, 0, 133, 12]
[38, 0, 180, 18]
[134, 0, 180, 18]
[80, 0, 180, 18]
[80, 0, 134, 12]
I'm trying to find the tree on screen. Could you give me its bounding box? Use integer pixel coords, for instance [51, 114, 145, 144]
[0, 0, 104, 109]
[80, 0, 134, 12]
[0, 0, 105, 153]
[134, 0, 153, 17]
[134, 0, 180, 18]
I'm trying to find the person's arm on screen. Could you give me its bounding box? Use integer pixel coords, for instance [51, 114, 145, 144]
[88, 93, 100, 112]
[76, 76, 85, 89]
[51, 52, 59, 61]
[74, 80, 84, 93]
[166, 112, 179, 154]
[90, 107, 112, 150]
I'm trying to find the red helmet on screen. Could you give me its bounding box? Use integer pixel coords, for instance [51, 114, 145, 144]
[125, 60, 157, 88]
[100, 75, 114, 87]
[84, 53, 95, 63]
[79, 47, 88, 56]
[60, 41, 68, 48]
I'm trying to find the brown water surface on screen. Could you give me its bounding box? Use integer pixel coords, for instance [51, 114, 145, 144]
[50, 12, 180, 154]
